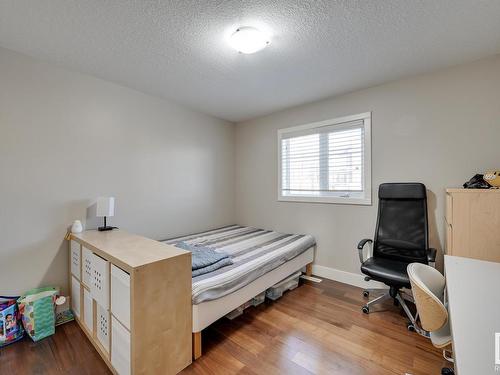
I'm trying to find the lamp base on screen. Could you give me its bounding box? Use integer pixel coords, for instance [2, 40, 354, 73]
[98, 216, 116, 231]
[98, 226, 115, 232]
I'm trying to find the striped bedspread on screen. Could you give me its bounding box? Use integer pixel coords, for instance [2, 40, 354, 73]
[162, 225, 316, 304]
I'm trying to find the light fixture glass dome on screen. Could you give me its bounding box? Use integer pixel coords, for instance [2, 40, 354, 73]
[228, 27, 270, 54]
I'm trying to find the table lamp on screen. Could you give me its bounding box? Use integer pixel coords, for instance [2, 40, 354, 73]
[96, 197, 115, 231]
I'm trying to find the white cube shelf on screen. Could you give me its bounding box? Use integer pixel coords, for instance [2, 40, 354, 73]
[111, 316, 131, 375]
[91, 253, 109, 310]
[96, 302, 110, 353]
[83, 288, 93, 333]
[70, 241, 81, 280]
[71, 276, 81, 319]
[111, 264, 131, 330]
[82, 246, 93, 288]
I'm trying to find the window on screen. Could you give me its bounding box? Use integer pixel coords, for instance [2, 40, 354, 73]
[278, 112, 371, 205]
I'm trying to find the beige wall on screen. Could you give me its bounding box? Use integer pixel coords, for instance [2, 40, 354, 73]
[235, 55, 500, 278]
[3, 46, 500, 296]
[0, 48, 234, 295]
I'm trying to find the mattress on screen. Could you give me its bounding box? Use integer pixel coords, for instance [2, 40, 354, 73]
[162, 225, 316, 304]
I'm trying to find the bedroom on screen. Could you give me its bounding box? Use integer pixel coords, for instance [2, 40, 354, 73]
[1, 1, 500, 374]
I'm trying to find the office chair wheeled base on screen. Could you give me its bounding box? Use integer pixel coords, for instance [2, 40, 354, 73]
[361, 290, 391, 314]
[361, 286, 429, 338]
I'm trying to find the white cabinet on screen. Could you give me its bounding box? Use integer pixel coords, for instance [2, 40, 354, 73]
[71, 276, 81, 318]
[111, 316, 131, 375]
[83, 288, 93, 333]
[82, 247, 93, 288]
[111, 265, 131, 330]
[70, 241, 81, 280]
[97, 303, 110, 353]
[91, 253, 109, 310]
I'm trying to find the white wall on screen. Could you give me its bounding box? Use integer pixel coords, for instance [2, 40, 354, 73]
[0, 48, 234, 295]
[235, 54, 500, 281]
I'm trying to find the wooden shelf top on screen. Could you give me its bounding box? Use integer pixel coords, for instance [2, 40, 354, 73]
[446, 188, 500, 193]
[70, 229, 189, 271]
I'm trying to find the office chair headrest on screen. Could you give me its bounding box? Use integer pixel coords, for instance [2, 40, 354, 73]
[378, 183, 427, 200]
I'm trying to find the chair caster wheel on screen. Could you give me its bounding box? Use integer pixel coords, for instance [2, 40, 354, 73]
[362, 306, 369, 314]
[441, 368, 454, 375]
[407, 323, 415, 332]
[363, 291, 369, 298]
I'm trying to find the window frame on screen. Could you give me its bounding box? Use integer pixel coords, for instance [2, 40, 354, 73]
[277, 112, 372, 205]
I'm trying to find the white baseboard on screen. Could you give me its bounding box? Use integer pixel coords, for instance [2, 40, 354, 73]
[311, 264, 387, 289]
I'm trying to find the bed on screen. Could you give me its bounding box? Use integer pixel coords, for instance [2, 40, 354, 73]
[162, 225, 316, 359]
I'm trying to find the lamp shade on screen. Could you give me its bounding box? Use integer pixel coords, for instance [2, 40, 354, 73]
[96, 197, 115, 217]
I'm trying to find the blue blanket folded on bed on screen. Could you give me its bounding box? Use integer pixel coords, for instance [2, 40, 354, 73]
[175, 241, 233, 276]
[191, 257, 233, 277]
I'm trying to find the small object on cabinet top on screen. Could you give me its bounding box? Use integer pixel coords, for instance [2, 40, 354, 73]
[463, 174, 491, 189]
[483, 171, 500, 187]
[71, 220, 83, 233]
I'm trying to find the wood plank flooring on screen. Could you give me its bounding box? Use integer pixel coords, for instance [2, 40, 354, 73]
[0, 317, 110, 374]
[182, 278, 447, 375]
[0, 277, 447, 374]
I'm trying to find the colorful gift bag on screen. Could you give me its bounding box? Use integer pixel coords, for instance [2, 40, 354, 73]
[0, 296, 24, 347]
[18, 287, 58, 342]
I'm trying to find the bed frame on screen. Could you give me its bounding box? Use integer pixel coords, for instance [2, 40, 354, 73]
[191, 246, 315, 359]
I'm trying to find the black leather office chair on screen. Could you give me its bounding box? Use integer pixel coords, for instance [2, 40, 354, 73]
[358, 183, 436, 333]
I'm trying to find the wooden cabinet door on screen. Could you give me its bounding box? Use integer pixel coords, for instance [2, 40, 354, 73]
[451, 191, 500, 262]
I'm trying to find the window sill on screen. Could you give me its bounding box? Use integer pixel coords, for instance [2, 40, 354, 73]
[278, 195, 372, 205]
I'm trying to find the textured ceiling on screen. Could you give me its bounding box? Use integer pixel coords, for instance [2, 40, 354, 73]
[1, 1, 500, 122]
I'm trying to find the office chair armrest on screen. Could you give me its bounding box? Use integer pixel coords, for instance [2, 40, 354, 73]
[357, 238, 373, 250]
[427, 248, 437, 265]
[357, 239, 373, 263]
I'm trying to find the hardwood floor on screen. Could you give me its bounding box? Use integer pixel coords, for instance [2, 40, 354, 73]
[0, 318, 110, 374]
[183, 278, 447, 375]
[0, 277, 447, 374]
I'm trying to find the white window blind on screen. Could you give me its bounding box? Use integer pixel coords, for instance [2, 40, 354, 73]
[278, 113, 371, 205]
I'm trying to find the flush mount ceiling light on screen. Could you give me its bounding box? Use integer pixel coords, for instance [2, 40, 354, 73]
[228, 26, 270, 54]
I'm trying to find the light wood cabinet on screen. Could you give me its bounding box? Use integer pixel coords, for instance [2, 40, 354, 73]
[445, 188, 500, 262]
[69, 230, 192, 375]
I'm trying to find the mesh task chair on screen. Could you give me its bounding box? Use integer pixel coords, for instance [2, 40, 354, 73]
[408, 263, 454, 375]
[357, 183, 436, 334]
